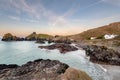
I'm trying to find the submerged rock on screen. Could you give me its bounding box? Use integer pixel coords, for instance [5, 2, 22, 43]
[82, 45, 120, 65]
[0, 59, 92, 80]
[39, 43, 78, 53]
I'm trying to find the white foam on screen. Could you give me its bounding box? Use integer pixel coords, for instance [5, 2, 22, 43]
[98, 64, 107, 72]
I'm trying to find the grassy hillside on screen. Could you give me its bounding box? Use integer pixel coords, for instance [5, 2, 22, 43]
[26, 32, 53, 40]
[37, 34, 53, 39]
[69, 22, 120, 40]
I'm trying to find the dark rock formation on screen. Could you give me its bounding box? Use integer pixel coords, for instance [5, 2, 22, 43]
[0, 59, 68, 80]
[82, 45, 120, 65]
[0, 59, 92, 80]
[35, 39, 45, 44]
[2, 33, 24, 41]
[39, 43, 78, 53]
[0, 64, 19, 70]
[48, 39, 54, 44]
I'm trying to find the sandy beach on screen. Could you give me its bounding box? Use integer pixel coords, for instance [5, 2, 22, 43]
[101, 65, 120, 80]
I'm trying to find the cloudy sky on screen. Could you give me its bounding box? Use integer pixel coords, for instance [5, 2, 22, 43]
[0, 0, 120, 36]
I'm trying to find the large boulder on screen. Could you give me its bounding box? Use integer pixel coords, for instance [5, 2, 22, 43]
[0, 59, 92, 80]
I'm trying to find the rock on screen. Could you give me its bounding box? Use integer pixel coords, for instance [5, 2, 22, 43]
[82, 45, 120, 65]
[0, 59, 92, 80]
[0, 64, 19, 70]
[0, 59, 67, 80]
[35, 39, 45, 44]
[48, 39, 54, 44]
[39, 43, 78, 53]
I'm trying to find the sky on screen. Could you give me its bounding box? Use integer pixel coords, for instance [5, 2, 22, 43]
[0, 0, 120, 37]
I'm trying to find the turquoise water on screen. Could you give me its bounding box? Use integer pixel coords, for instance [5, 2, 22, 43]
[0, 41, 109, 80]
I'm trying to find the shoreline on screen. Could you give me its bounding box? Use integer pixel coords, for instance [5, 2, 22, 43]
[101, 64, 120, 80]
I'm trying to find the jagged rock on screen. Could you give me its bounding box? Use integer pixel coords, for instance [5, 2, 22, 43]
[82, 45, 120, 65]
[0, 59, 92, 80]
[39, 43, 78, 53]
[48, 39, 54, 44]
[0, 64, 19, 70]
[0, 59, 69, 80]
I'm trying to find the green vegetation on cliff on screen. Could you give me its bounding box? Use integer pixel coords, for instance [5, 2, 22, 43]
[25, 32, 53, 40]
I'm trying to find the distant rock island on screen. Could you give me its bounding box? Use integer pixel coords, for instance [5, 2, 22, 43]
[0, 59, 92, 80]
[2, 32, 53, 41]
[2, 33, 25, 41]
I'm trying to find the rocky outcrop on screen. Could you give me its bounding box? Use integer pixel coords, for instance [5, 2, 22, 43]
[0, 59, 92, 80]
[39, 43, 78, 53]
[2, 33, 24, 41]
[81, 45, 120, 65]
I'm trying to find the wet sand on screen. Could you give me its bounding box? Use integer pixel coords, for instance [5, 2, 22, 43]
[101, 65, 120, 80]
